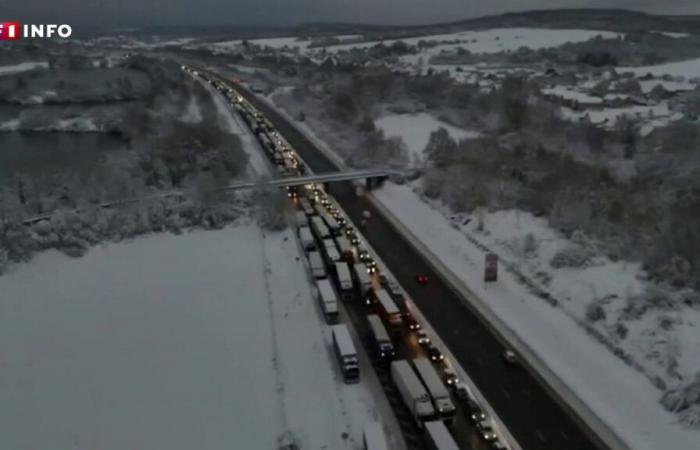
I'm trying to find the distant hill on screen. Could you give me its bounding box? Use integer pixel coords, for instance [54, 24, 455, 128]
[295, 9, 700, 37]
[102, 9, 700, 41]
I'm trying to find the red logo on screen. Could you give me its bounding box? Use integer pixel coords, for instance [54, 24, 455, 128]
[0, 22, 21, 40]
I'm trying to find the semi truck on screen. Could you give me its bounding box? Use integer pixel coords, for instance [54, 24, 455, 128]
[391, 360, 435, 426]
[411, 358, 456, 426]
[335, 262, 354, 301]
[310, 216, 331, 240]
[375, 288, 403, 335]
[353, 264, 374, 304]
[423, 421, 459, 450]
[316, 279, 339, 324]
[332, 324, 360, 383]
[308, 251, 326, 279]
[336, 235, 355, 262]
[367, 314, 395, 362]
[299, 226, 315, 252]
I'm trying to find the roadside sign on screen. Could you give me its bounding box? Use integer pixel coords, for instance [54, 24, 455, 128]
[484, 253, 498, 282]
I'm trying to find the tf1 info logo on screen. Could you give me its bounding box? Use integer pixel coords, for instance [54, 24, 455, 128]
[0, 22, 73, 40]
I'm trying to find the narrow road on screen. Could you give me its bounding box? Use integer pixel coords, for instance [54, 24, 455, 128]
[233, 83, 609, 450]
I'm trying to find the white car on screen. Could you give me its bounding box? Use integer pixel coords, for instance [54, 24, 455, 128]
[503, 350, 517, 364]
[417, 330, 431, 346]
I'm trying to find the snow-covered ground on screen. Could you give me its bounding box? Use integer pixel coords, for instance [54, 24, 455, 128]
[372, 182, 700, 450]
[0, 61, 49, 76]
[327, 28, 619, 57]
[375, 113, 479, 161]
[559, 102, 677, 129]
[0, 221, 400, 450]
[618, 57, 700, 80]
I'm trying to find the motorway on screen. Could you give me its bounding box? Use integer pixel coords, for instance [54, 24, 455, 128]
[225, 79, 609, 450]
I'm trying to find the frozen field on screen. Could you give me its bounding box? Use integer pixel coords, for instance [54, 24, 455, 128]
[0, 222, 399, 450]
[373, 182, 700, 450]
[376, 113, 479, 161]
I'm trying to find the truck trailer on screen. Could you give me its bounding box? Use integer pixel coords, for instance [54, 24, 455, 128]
[391, 360, 435, 426]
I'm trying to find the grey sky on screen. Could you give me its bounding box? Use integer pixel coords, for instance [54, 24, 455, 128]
[6, 0, 700, 28]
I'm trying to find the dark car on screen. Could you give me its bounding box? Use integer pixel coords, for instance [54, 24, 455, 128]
[471, 409, 487, 424]
[404, 313, 421, 332]
[427, 345, 444, 362]
[416, 274, 429, 285]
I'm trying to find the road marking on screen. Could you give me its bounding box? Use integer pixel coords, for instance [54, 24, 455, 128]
[535, 430, 547, 442]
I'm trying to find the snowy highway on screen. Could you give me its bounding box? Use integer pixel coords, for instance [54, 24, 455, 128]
[224, 76, 611, 450]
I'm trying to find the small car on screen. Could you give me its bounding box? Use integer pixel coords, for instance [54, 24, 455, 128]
[454, 382, 474, 402]
[417, 330, 431, 346]
[490, 440, 508, 450]
[470, 405, 487, 423]
[442, 367, 459, 386]
[428, 345, 444, 362]
[416, 274, 429, 285]
[503, 350, 517, 364]
[477, 420, 498, 442]
[404, 313, 421, 331]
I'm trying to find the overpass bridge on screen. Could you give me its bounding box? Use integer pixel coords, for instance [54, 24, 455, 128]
[22, 169, 398, 226]
[223, 168, 397, 192]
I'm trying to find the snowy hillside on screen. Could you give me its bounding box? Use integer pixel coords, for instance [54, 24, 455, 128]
[0, 221, 399, 450]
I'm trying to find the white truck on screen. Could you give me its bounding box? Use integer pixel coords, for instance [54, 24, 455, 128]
[299, 226, 315, 252]
[295, 211, 308, 229]
[412, 358, 456, 426]
[391, 360, 435, 426]
[423, 420, 459, 450]
[322, 238, 342, 264]
[332, 324, 360, 383]
[335, 235, 354, 262]
[310, 216, 331, 240]
[316, 279, 339, 324]
[353, 264, 374, 303]
[308, 251, 326, 279]
[335, 262, 354, 301]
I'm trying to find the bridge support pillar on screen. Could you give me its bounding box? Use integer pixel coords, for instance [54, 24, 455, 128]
[365, 176, 388, 191]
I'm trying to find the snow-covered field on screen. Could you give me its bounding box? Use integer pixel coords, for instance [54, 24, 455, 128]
[618, 57, 700, 80]
[372, 182, 700, 450]
[0, 61, 49, 76]
[327, 28, 619, 57]
[376, 113, 478, 161]
[0, 221, 399, 450]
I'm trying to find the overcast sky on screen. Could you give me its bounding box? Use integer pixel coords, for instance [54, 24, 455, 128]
[6, 0, 700, 28]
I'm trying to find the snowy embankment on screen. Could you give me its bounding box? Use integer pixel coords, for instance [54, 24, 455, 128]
[0, 116, 101, 132]
[197, 77, 270, 176]
[0, 221, 397, 450]
[375, 113, 479, 162]
[372, 182, 700, 450]
[0, 61, 48, 76]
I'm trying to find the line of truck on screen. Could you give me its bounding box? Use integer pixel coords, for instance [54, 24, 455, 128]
[193, 67, 513, 450]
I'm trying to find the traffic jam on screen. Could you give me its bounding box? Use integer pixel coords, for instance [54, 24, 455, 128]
[184, 65, 511, 450]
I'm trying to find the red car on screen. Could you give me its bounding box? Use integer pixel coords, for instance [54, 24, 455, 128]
[416, 274, 429, 285]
